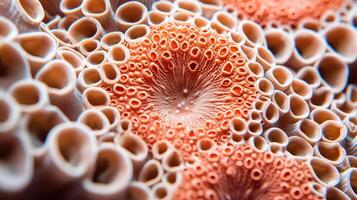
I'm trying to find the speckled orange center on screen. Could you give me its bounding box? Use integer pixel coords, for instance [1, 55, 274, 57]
[101, 22, 258, 158]
[174, 144, 323, 200]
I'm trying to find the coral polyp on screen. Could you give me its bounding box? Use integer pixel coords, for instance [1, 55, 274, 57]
[101, 22, 257, 155]
[0, 0, 356, 200]
[174, 144, 324, 200]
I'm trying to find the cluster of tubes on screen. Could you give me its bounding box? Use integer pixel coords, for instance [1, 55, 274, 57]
[0, 0, 356, 200]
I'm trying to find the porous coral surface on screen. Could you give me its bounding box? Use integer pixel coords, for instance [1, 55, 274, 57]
[223, 0, 346, 28]
[100, 22, 258, 158]
[0, 0, 356, 200]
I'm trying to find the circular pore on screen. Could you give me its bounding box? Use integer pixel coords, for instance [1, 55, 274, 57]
[101, 23, 258, 156]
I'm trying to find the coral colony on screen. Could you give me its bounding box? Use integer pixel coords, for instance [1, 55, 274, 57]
[0, 0, 356, 200]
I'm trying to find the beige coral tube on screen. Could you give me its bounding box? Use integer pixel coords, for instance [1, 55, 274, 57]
[326, 186, 350, 200]
[163, 171, 183, 189]
[82, 87, 110, 108]
[286, 29, 325, 70]
[310, 108, 340, 125]
[309, 86, 334, 109]
[296, 66, 321, 89]
[314, 142, 346, 167]
[77, 109, 110, 137]
[315, 53, 349, 93]
[152, 140, 173, 160]
[171, 12, 192, 26]
[0, 133, 33, 194]
[294, 119, 321, 144]
[108, 44, 130, 66]
[248, 136, 268, 152]
[78, 39, 102, 57]
[101, 32, 124, 51]
[20, 105, 68, 161]
[246, 120, 263, 137]
[35, 59, 83, 121]
[255, 78, 274, 97]
[115, 1, 147, 32]
[268, 143, 284, 156]
[0, 91, 20, 135]
[86, 50, 108, 68]
[0, 0, 45, 32]
[147, 11, 168, 27]
[60, 0, 83, 16]
[175, 0, 202, 16]
[265, 28, 293, 64]
[98, 106, 121, 131]
[39, 0, 61, 16]
[114, 132, 148, 173]
[68, 17, 104, 44]
[125, 181, 154, 200]
[265, 66, 293, 90]
[57, 47, 85, 74]
[0, 41, 30, 88]
[162, 149, 185, 172]
[298, 18, 321, 32]
[255, 46, 276, 71]
[45, 29, 76, 49]
[229, 117, 247, 136]
[197, 0, 221, 18]
[320, 120, 347, 143]
[8, 79, 48, 113]
[210, 11, 237, 33]
[58, 15, 79, 30]
[346, 84, 357, 107]
[82, 0, 116, 32]
[339, 168, 357, 199]
[237, 20, 265, 47]
[38, 123, 97, 188]
[245, 61, 264, 79]
[124, 25, 150, 47]
[286, 136, 314, 160]
[239, 44, 256, 61]
[308, 157, 340, 187]
[77, 67, 103, 91]
[117, 118, 133, 133]
[280, 94, 310, 124]
[139, 159, 164, 186]
[99, 62, 121, 85]
[81, 143, 133, 200]
[331, 100, 355, 121]
[262, 101, 279, 125]
[271, 90, 290, 114]
[288, 78, 313, 100]
[152, 183, 172, 200]
[152, 1, 174, 16]
[263, 127, 289, 147]
[343, 115, 357, 156]
[16, 32, 58, 76]
[0, 16, 18, 41]
[322, 24, 357, 63]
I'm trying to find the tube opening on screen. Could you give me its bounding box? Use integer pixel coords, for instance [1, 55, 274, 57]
[117, 3, 146, 23]
[18, 0, 44, 22]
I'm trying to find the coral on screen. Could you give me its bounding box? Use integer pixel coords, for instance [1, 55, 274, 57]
[0, 0, 356, 200]
[222, 0, 346, 28]
[100, 22, 258, 158]
[174, 144, 324, 200]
